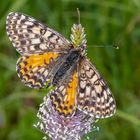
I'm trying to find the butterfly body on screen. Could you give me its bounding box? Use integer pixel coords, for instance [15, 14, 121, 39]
[6, 12, 116, 118]
[52, 48, 82, 86]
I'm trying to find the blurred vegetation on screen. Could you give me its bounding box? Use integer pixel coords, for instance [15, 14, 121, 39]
[0, 0, 140, 140]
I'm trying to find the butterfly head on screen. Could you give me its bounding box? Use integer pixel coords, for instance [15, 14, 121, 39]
[70, 24, 87, 56]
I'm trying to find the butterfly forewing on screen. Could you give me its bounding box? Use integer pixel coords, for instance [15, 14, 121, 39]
[6, 12, 70, 55]
[77, 58, 116, 118]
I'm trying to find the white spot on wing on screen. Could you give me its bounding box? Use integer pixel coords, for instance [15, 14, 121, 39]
[32, 39, 41, 44]
[39, 67, 45, 73]
[25, 21, 34, 26]
[50, 35, 57, 43]
[44, 30, 52, 38]
[85, 86, 91, 96]
[80, 80, 86, 89]
[95, 85, 102, 93]
[44, 70, 49, 77]
[59, 86, 65, 91]
[40, 44, 46, 50]
[86, 69, 94, 78]
[32, 27, 41, 34]
[91, 74, 98, 83]
[30, 45, 36, 51]
[79, 93, 84, 98]
[21, 15, 26, 19]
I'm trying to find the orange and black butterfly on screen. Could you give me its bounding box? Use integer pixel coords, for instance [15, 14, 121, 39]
[6, 12, 116, 118]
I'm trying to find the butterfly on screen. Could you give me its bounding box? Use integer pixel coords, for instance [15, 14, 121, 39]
[6, 12, 116, 118]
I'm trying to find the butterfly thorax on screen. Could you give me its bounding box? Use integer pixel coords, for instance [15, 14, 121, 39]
[52, 49, 81, 86]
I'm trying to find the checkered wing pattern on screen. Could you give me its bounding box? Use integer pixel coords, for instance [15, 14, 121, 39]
[77, 58, 116, 118]
[6, 12, 70, 55]
[50, 71, 78, 117]
[6, 12, 71, 89]
[16, 52, 61, 89]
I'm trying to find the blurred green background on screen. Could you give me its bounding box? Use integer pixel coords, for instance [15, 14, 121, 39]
[0, 0, 140, 140]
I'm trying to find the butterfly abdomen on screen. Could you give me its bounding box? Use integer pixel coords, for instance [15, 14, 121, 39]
[52, 49, 80, 86]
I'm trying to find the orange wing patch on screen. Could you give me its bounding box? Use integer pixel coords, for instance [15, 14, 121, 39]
[17, 52, 59, 88]
[50, 72, 78, 117]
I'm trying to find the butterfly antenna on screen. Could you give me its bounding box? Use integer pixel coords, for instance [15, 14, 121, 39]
[89, 44, 119, 49]
[77, 8, 80, 24]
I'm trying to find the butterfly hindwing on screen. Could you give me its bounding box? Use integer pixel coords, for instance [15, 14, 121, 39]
[50, 71, 78, 117]
[6, 12, 70, 55]
[77, 58, 116, 118]
[16, 52, 61, 89]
